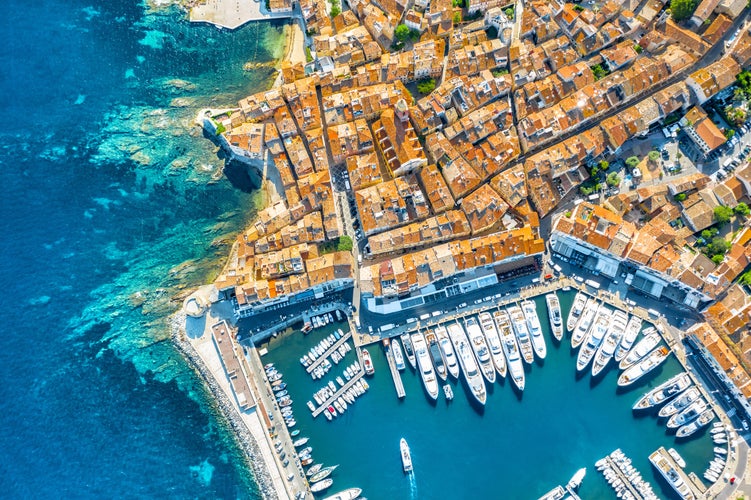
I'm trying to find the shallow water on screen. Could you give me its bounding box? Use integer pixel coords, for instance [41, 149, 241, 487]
[0, 1, 289, 496]
[261, 291, 715, 499]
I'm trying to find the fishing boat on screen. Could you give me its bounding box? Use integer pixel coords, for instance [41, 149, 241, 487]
[301, 457, 314, 466]
[361, 348, 375, 376]
[447, 322, 487, 405]
[290, 429, 301, 437]
[435, 325, 460, 379]
[478, 312, 507, 378]
[322, 488, 362, 500]
[576, 306, 611, 372]
[667, 399, 708, 429]
[508, 305, 535, 364]
[571, 298, 598, 349]
[494, 310, 525, 391]
[618, 346, 670, 387]
[310, 465, 338, 483]
[400, 438, 413, 473]
[648, 450, 694, 500]
[310, 478, 333, 493]
[443, 384, 453, 400]
[545, 293, 564, 341]
[677, 409, 714, 438]
[567, 292, 588, 332]
[293, 437, 309, 447]
[400, 333, 417, 369]
[619, 328, 661, 370]
[412, 332, 439, 400]
[391, 338, 406, 371]
[307, 463, 324, 476]
[633, 373, 691, 410]
[464, 317, 496, 383]
[591, 309, 628, 377]
[521, 299, 546, 360]
[425, 329, 448, 381]
[614, 316, 643, 363]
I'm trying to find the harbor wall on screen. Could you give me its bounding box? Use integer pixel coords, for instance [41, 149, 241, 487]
[170, 312, 279, 500]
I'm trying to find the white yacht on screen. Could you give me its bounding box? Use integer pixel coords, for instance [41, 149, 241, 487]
[411, 332, 439, 400]
[479, 312, 507, 379]
[567, 291, 587, 332]
[667, 399, 708, 429]
[649, 450, 695, 500]
[400, 438, 413, 473]
[545, 293, 563, 341]
[619, 328, 661, 370]
[522, 299, 547, 360]
[571, 298, 599, 349]
[508, 305, 535, 364]
[425, 329, 448, 382]
[677, 409, 714, 438]
[435, 325, 460, 379]
[618, 346, 671, 387]
[576, 305, 611, 372]
[400, 333, 417, 369]
[447, 322, 487, 405]
[633, 372, 691, 410]
[465, 317, 496, 384]
[614, 316, 643, 363]
[591, 309, 628, 377]
[391, 338, 406, 371]
[494, 310, 525, 391]
[659, 387, 701, 418]
[322, 488, 362, 500]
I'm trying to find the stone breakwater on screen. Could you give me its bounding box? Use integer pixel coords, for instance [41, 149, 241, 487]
[170, 312, 278, 500]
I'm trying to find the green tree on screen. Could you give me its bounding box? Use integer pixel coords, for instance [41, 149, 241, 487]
[714, 205, 734, 224]
[633, 44, 643, 54]
[453, 12, 462, 24]
[625, 156, 640, 168]
[599, 160, 610, 170]
[735, 202, 750, 217]
[504, 7, 514, 19]
[712, 254, 725, 265]
[707, 237, 731, 256]
[590, 165, 600, 177]
[675, 193, 687, 202]
[670, 0, 698, 21]
[591, 64, 608, 80]
[395, 24, 411, 42]
[606, 172, 621, 186]
[725, 128, 736, 140]
[648, 150, 660, 162]
[416, 78, 436, 95]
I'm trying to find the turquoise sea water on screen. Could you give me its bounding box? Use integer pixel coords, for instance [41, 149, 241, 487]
[262, 291, 715, 499]
[1, 1, 288, 496]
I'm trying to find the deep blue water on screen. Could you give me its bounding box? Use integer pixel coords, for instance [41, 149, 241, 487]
[0, 1, 287, 496]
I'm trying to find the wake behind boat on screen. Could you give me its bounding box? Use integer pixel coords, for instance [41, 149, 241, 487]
[521, 299, 546, 360]
[479, 312, 507, 378]
[508, 305, 535, 364]
[614, 316, 643, 363]
[546, 293, 564, 341]
[494, 310, 525, 391]
[576, 305, 611, 372]
[465, 317, 496, 383]
[571, 298, 598, 349]
[567, 291, 587, 332]
[435, 325, 460, 379]
[425, 329, 448, 381]
[400, 333, 417, 369]
[447, 322, 487, 405]
[412, 332, 439, 400]
[591, 309, 628, 377]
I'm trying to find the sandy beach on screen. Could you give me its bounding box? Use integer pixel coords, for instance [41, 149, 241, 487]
[274, 21, 307, 87]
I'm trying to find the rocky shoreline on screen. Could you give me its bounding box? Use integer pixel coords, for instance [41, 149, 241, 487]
[170, 312, 279, 500]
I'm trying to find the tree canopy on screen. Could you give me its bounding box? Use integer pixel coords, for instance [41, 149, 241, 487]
[714, 205, 734, 224]
[735, 202, 750, 217]
[395, 24, 411, 42]
[670, 0, 698, 21]
[625, 156, 640, 168]
[417, 78, 436, 95]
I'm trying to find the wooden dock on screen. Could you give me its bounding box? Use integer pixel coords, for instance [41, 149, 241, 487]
[384, 342, 406, 399]
[305, 330, 352, 374]
[311, 370, 365, 418]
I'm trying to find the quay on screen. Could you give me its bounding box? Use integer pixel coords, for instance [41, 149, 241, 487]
[384, 340, 406, 399]
[650, 446, 705, 499]
[305, 329, 352, 374]
[311, 370, 365, 418]
[189, 0, 294, 30]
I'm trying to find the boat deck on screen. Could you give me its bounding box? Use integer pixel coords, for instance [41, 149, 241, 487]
[311, 369, 365, 418]
[650, 447, 704, 499]
[385, 342, 406, 399]
[305, 330, 352, 374]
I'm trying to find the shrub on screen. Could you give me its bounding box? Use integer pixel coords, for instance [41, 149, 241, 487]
[417, 78, 436, 95]
[648, 150, 660, 162]
[625, 156, 640, 168]
[674, 193, 687, 202]
[606, 172, 621, 187]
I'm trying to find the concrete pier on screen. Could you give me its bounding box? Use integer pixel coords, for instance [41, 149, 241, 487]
[305, 330, 353, 374]
[384, 341, 406, 399]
